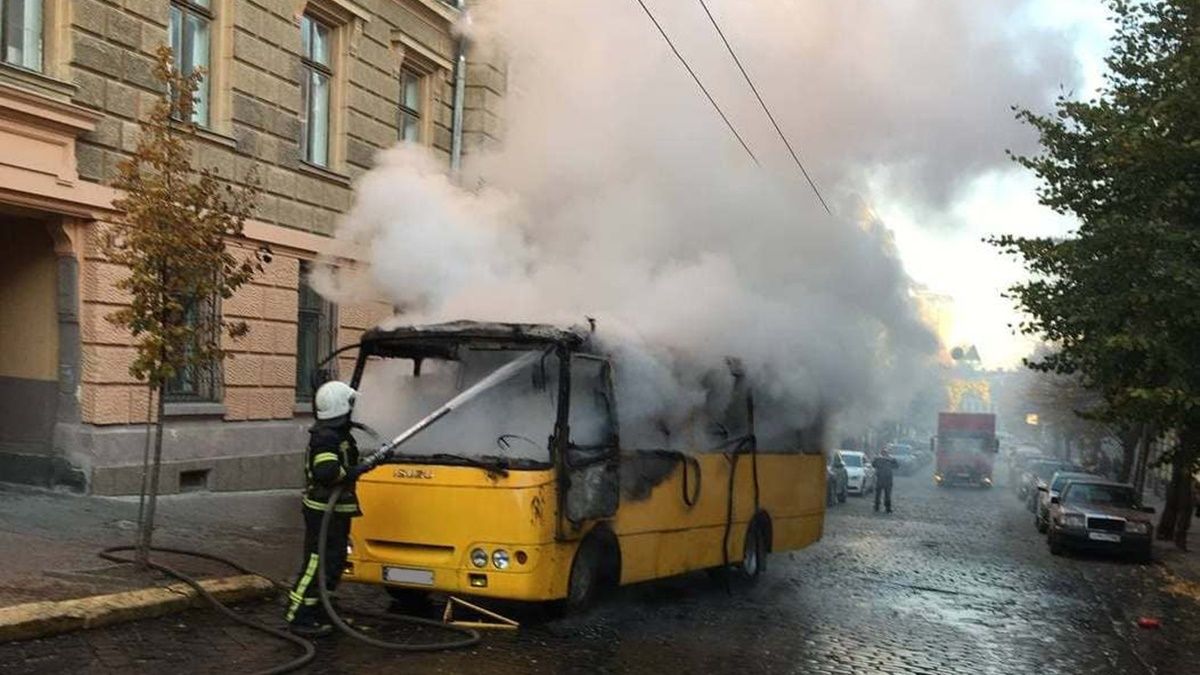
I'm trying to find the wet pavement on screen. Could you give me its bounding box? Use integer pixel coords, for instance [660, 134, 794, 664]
[4, 472, 1199, 674]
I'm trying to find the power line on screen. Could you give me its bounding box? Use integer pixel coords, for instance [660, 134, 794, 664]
[696, 0, 831, 214]
[632, 0, 759, 166]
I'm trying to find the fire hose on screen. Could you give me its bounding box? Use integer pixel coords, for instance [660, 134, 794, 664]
[97, 491, 480, 674]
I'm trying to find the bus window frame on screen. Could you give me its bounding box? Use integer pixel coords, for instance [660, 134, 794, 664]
[558, 350, 622, 534]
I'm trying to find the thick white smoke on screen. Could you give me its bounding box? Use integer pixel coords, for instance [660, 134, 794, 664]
[322, 1, 1080, 448]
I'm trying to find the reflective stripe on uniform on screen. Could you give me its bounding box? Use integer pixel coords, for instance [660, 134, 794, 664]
[285, 553, 321, 622]
[313, 452, 340, 465]
[302, 497, 360, 512]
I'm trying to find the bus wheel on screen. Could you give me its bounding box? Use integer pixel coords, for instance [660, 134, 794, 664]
[564, 536, 611, 614]
[739, 520, 767, 581]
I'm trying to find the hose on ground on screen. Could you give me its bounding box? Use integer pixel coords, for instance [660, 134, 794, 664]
[97, 485, 480, 674]
[315, 484, 481, 651]
[98, 545, 316, 675]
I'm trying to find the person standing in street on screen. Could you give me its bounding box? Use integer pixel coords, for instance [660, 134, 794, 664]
[873, 447, 899, 513]
[285, 381, 366, 637]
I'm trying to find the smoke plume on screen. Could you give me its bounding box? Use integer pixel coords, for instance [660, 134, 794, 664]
[320, 1, 1083, 447]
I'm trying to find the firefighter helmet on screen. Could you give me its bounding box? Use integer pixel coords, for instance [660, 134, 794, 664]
[314, 381, 357, 420]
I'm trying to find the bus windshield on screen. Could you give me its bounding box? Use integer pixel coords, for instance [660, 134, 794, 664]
[354, 347, 559, 467]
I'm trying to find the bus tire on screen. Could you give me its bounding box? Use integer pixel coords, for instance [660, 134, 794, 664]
[738, 519, 767, 581]
[564, 532, 619, 614]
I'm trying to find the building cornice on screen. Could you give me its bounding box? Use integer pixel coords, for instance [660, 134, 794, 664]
[0, 81, 101, 136]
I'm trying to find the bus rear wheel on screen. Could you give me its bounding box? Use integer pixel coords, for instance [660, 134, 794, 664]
[738, 520, 767, 581]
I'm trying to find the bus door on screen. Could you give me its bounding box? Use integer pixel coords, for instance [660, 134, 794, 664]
[562, 354, 620, 527]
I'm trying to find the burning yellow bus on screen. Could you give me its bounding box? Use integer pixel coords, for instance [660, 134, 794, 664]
[342, 321, 825, 610]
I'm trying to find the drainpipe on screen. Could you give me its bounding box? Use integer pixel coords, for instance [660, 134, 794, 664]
[449, 0, 468, 174]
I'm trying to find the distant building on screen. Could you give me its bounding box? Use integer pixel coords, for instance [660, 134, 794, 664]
[0, 0, 504, 494]
[911, 285, 954, 359]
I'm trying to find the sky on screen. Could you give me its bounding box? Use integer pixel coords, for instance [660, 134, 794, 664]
[861, 1, 1114, 369]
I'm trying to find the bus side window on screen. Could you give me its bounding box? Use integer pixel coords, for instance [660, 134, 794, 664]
[569, 357, 615, 448]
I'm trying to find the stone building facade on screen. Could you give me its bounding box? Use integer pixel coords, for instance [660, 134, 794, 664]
[0, 0, 505, 494]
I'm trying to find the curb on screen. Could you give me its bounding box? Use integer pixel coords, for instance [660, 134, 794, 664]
[0, 574, 277, 643]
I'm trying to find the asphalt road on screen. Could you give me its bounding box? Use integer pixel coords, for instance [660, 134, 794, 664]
[5, 471, 1199, 674]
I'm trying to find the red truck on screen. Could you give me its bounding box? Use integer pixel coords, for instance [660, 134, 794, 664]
[932, 413, 999, 487]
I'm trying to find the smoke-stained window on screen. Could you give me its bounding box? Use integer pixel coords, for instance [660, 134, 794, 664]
[1, 0, 42, 71]
[168, 0, 212, 126]
[353, 349, 560, 465]
[295, 261, 336, 403]
[569, 356, 615, 448]
[299, 13, 333, 167]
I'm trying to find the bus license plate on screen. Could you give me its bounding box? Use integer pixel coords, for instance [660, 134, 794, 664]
[1088, 532, 1121, 543]
[383, 566, 434, 586]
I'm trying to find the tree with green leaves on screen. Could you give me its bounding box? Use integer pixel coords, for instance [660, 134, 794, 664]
[993, 0, 1200, 549]
[104, 46, 265, 565]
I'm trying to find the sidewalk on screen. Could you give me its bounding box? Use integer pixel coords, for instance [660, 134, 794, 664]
[1140, 492, 1200, 593]
[0, 482, 303, 639]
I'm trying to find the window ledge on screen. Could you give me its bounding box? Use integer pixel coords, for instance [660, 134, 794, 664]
[298, 160, 352, 187]
[191, 125, 239, 152]
[164, 402, 227, 418]
[294, 401, 315, 416]
[0, 63, 76, 104]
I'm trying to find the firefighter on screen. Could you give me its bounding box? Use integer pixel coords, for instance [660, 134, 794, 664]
[286, 381, 367, 637]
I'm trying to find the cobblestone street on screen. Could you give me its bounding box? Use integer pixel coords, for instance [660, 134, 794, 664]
[4, 473, 1198, 674]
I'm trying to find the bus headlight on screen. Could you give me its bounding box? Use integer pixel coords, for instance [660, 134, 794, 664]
[471, 548, 488, 568]
[492, 549, 510, 570]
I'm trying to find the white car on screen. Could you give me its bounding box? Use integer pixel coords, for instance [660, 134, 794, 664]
[837, 450, 875, 496]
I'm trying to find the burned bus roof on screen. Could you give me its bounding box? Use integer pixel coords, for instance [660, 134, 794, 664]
[360, 320, 590, 359]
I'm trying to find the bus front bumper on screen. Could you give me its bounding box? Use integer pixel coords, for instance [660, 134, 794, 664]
[344, 544, 569, 602]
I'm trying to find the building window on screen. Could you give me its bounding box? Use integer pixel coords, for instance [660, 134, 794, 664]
[399, 68, 424, 142]
[299, 14, 332, 167]
[295, 262, 335, 403]
[168, 0, 212, 126]
[1, 0, 42, 71]
[165, 296, 219, 403]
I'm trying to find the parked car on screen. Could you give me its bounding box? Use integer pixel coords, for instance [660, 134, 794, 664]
[1006, 447, 1044, 488]
[1022, 459, 1083, 511]
[1035, 471, 1099, 533]
[838, 450, 875, 496]
[827, 452, 849, 505]
[1047, 480, 1155, 562]
[1013, 454, 1051, 498]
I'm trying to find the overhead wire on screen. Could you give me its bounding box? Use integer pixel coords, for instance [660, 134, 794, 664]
[631, 0, 759, 166]
[695, 0, 832, 215]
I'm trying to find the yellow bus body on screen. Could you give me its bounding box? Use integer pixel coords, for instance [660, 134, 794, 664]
[345, 452, 825, 601]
